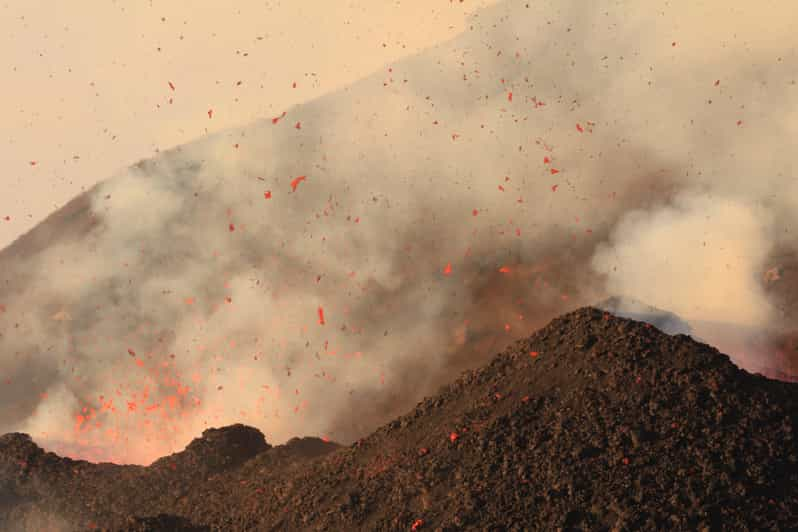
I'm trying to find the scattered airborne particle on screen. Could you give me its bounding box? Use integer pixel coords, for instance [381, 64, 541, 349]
[272, 111, 287, 124]
[290, 176, 307, 191]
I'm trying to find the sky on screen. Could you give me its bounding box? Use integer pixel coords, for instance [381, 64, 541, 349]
[0, 0, 498, 250]
[0, 0, 796, 466]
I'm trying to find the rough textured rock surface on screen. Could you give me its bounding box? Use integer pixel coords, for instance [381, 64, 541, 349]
[2, 307, 798, 531]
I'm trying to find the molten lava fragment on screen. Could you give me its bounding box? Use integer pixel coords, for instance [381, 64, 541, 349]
[317, 306, 325, 325]
[443, 263, 452, 276]
[290, 176, 306, 191]
[764, 267, 781, 283]
[264, 191, 272, 199]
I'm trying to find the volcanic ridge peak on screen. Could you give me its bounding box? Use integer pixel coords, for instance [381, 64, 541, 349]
[594, 295, 694, 337]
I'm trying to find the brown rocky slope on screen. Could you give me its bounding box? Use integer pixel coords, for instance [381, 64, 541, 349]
[2, 307, 798, 531]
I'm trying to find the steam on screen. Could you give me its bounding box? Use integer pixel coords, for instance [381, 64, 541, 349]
[0, 0, 796, 464]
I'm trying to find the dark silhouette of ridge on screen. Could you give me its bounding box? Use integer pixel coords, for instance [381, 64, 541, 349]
[2, 307, 798, 531]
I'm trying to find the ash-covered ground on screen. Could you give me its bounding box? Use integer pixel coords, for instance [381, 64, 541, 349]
[2, 307, 798, 531]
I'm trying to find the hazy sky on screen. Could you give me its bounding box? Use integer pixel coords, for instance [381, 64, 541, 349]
[0, 0, 498, 250]
[2, 1, 794, 251]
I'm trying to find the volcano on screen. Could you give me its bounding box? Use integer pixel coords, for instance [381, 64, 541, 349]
[2, 0, 798, 529]
[2, 308, 798, 531]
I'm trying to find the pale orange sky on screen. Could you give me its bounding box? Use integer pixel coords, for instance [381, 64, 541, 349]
[0, 0, 498, 250]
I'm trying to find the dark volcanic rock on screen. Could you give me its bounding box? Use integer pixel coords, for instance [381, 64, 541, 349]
[3, 307, 798, 531]
[150, 424, 270, 474]
[120, 513, 209, 532]
[0, 422, 338, 531]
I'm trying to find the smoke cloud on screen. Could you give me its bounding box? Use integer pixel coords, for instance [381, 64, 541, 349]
[0, 0, 796, 464]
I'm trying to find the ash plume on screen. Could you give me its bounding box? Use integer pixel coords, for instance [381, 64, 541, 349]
[0, 0, 796, 465]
